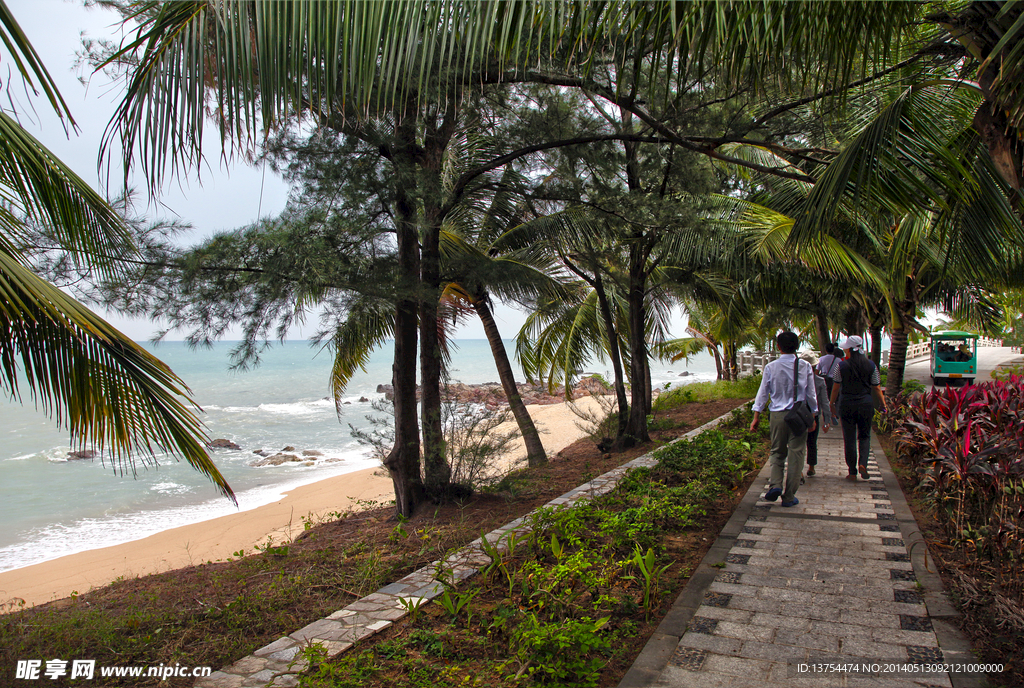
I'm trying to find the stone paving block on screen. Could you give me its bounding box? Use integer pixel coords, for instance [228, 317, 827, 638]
[773, 627, 841, 653]
[688, 616, 719, 634]
[668, 646, 708, 671]
[737, 637, 808, 663]
[700, 653, 773, 679]
[748, 612, 812, 631]
[196, 672, 244, 688]
[289, 619, 347, 643]
[709, 581, 749, 596]
[723, 594, 778, 614]
[253, 638, 298, 658]
[715, 571, 742, 584]
[677, 630, 744, 654]
[714, 620, 776, 643]
[694, 605, 754, 623]
[809, 620, 876, 640]
[862, 599, 930, 617]
[225, 657, 268, 674]
[312, 640, 353, 658]
[242, 670, 283, 686]
[870, 627, 938, 646]
[266, 645, 304, 663]
[837, 636, 907, 658]
[757, 586, 814, 603]
[655, 666, 770, 688]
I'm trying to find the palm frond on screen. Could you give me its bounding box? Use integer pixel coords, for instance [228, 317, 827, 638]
[0, 249, 233, 500]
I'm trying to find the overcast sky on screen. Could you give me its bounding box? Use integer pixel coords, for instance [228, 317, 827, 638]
[8, 0, 685, 343]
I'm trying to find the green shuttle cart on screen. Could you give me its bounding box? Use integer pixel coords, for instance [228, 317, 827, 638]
[930, 331, 978, 387]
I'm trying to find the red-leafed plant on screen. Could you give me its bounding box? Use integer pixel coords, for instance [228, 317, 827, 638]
[897, 378, 1024, 565]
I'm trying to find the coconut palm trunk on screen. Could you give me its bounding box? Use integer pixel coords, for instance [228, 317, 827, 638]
[473, 297, 548, 466]
[885, 326, 909, 398]
[814, 313, 831, 354]
[869, 325, 884, 367]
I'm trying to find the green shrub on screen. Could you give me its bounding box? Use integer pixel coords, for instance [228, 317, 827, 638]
[511, 614, 610, 686]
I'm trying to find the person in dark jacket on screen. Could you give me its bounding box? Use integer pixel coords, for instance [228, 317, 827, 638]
[828, 335, 887, 480]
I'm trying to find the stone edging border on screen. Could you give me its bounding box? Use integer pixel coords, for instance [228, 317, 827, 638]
[195, 403, 749, 688]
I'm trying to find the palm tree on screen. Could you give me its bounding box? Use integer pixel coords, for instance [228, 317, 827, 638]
[0, 3, 232, 498]
[705, 91, 1024, 398]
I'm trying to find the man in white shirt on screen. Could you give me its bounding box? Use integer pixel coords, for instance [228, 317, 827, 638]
[748, 331, 818, 507]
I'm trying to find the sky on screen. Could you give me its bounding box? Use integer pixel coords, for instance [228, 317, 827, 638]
[7, 0, 688, 343]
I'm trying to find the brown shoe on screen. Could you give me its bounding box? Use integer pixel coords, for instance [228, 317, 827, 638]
[859, 465, 870, 479]
[807, 466, 816, 476]
[846, 473, 858, 480]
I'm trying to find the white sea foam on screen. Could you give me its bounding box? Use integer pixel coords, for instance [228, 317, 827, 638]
[151, 481, 193, 495]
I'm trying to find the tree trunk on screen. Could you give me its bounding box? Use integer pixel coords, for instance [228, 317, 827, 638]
[869, 326, 883, 368]
[726, 341, 739, 381]
[814, 312, 831, 354]
[474, 297, 547, 466]
[383, 120, 425, 517]
[594, 275, 629, 439]
[885, 326, 908, 398]
[622, 249, 651, 446]
[419, 225, 450, 495]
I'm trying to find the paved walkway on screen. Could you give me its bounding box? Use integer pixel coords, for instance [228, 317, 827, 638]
[620, 428, 984, 688]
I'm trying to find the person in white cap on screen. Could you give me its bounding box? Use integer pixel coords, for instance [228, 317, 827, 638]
[827, 335, 887, 480]
[749, 331, 818, 507]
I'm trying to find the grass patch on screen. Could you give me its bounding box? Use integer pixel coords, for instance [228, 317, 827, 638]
[653, 376, 762, 410]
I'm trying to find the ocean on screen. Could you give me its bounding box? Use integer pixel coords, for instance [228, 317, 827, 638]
[0, 340, 717, 573]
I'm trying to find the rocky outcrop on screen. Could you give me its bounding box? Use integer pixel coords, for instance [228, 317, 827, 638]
[250, 453, 302, 467]
[208, 439, 241, 450]
[67, 450, 98, 460]
[302, 450, 323, 456]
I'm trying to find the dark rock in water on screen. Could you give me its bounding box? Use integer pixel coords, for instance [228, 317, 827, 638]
[343, 401, 352, 405]
[302, 450, 323, 457]
[282, 445, 296, 452]
[68, 450, 98, 460]
[250, 453, 302, 467]
[253, 449, 270, 457]
[678, 371, 691, 377]
[358, 396, 370, 403]
[376, 384, 392, 394]
[208, 438, 241, 450]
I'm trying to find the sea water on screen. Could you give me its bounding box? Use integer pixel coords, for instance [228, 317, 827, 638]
[0, 340, 716, 573]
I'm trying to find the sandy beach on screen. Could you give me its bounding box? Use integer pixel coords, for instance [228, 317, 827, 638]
[0, 398, 606, 609]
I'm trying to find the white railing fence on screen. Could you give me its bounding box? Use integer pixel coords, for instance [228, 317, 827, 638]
[737, 350, 780, 375]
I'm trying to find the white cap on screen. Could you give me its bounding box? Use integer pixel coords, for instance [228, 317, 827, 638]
[838, 335, 864, 353]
